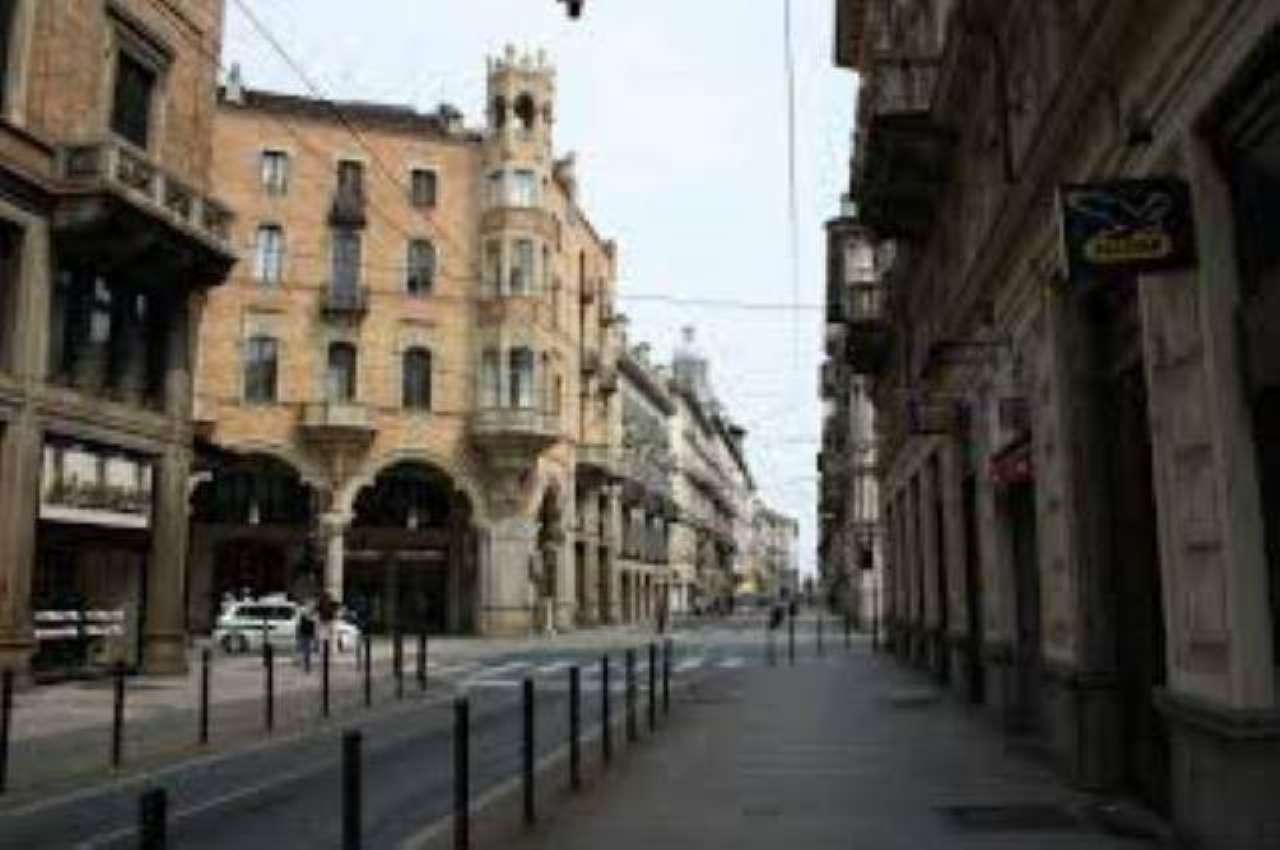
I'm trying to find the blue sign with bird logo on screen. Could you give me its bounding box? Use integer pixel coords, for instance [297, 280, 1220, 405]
[1057, 177, 1198, 283]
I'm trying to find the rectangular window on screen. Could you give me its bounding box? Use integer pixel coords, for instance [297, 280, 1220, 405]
[244, 336, 278, 403]
[337, 160, 364, 196]
[261, 151, 290, 196]
[111, 51, 156, 149]
[484, 240, 502, 294]
[403, 347, 432, 410]
[481, 348, 500, 408]
[406, 239, 435, 295]
[509, 347, 534, 409]
[254, 225, 284, 285]
[487, 171, 504, 207]
[410, 169, 437, 208]
[512, 170, 537, 207]
[510, 238, 534, 294]
[327, 342, 357, 402]
[331, 229, 361, 294]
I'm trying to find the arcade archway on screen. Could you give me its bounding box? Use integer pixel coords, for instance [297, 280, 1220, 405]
[345, 461, 478, 634]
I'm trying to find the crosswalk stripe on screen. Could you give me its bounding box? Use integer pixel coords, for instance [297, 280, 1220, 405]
[533, 661, 571, 676]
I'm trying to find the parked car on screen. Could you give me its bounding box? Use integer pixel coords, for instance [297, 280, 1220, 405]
[213, 595, 360, 654]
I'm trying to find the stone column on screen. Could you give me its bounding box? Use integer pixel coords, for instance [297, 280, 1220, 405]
[480, 516, 538, 636]
[144, 446, 191, 675]
[0, 415, 39, 674]
[320, 512, 350, 604]
[115, 292, 148, 405]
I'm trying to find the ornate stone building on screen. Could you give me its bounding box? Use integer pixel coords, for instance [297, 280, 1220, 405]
[0, 0, 234, 679]
[667, 327, 754, 614]
[191, 47, 622, 636]
[835, 0, 1280, 845]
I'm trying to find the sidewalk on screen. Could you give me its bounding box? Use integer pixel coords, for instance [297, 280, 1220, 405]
[494, 643, 1172, 850]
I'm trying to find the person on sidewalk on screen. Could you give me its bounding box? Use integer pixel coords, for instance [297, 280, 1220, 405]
[296, 604, 316, 673]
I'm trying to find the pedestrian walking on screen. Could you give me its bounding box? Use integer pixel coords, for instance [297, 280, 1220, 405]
[297, 604, 316, 673]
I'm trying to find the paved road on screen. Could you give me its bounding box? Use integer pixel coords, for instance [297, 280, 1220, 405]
[0, 615, 820, 849]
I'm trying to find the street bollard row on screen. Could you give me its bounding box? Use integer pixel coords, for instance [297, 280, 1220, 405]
[119, 640, 681, 850]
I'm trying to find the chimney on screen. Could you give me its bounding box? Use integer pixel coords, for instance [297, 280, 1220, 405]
[225, 62, 245, 105]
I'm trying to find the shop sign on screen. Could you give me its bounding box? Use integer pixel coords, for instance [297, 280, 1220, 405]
[33, 609, 126, 641]
[1058, 177, 1197, 282]
[40, 443, 153, 529]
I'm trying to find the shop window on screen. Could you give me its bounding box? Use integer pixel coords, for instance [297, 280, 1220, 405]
[254, 224, 284, 285]
[327, 341, 357, 402]
[111, 50, 156, 149]
[510, 238, 534, 294]
[403, 346, 432, 410]
[410, 169, 437, 208]
[244, 335, 278, 403]
[509, 346, 534, 408]
[331, 228, 361, 294]
[406, 239, 435, 296]
[0, 221, 18, 374]
[261, 150, 289, 196]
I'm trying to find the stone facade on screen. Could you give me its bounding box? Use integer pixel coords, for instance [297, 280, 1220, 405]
[192, 47, 621, 637]
[832, 0, 1280, 846]
[0, 0, 233, 679]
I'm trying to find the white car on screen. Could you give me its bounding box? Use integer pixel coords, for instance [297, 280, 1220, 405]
[213, 596, 361, 654]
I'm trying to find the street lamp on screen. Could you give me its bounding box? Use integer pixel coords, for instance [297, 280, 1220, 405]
[557, 0, 584, 18]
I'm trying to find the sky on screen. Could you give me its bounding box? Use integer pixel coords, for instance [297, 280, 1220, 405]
[221, 0, 856, 577]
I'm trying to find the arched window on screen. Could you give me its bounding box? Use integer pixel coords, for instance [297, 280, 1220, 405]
[509, 346, 534, 408]
[407, 239, 435, 295]
[514, 92, 536, 131]
[244, 335, 278, 403]
[403, 347, 432, 410]
[327, 341, 357, 402]
[490, 95, 507, 129]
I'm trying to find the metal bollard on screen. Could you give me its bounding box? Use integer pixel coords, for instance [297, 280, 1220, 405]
[199, 648, 210, 745]
[265, 642, 275, 733]
[0, 669, 13, 794]
[139, 787, 167, 850]
[569, 666, 581, 791]
[417, 630, 427, 691]
[363, 636, 372, 709]
[322, 639, 331, 719]
[788, 610, 796, 666]
[625, 649, 637, 743]
[111, 662, 126, 769]
[662, 639, 671, 716]
[394, 630, 404, 701]
[453, 698, 470, 850]
[343, 730, 362, 850]
[522, 678, 535, 826]
[601, 655, 612, 765]
[647, 643, 656, 732]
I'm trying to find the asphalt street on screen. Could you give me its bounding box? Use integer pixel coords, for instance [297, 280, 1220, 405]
[0, 615, 810, 850]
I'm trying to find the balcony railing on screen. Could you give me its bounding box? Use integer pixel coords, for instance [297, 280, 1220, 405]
[577, 444, 621, 478]
[846, 284, 888, 326]
[321, 287, 370, 319]
[329, 186, 367, 227]
[471, 407, 562, 450]
[300, 402, 375, 443]
[581, 349, 601, 376]
[58, 139, 233, 252]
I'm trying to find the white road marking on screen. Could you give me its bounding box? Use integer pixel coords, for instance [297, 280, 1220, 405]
[718, 657, 745, 669]
[674, 657, 704, 673]
[533, 661, 571, 676]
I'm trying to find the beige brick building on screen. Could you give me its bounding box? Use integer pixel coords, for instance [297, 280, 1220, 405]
[191, 47, 622, 637]
[0, 0, 233, 679]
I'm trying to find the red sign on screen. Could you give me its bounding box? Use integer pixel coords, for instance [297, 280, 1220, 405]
[989, 443, 1033, 486]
